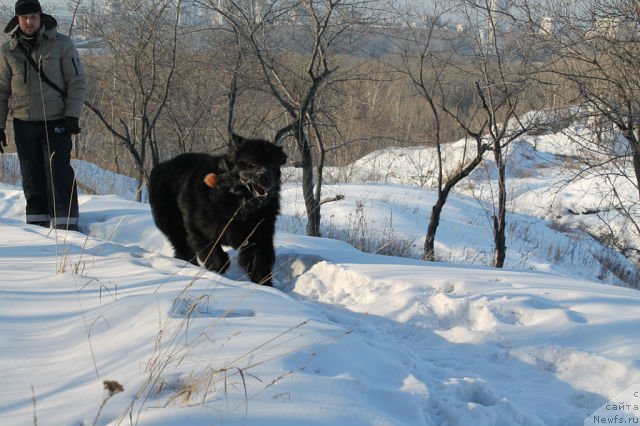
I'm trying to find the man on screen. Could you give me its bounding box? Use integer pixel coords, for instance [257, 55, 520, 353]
[0, 0, 86, 231]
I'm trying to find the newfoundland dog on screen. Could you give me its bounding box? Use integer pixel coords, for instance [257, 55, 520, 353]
[148, 134, 287, 286]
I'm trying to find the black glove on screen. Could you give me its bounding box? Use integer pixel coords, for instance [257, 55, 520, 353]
[65, 117, 81, 135]
[0, 129, 6, 154]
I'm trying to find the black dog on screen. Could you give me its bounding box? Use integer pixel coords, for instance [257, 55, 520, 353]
[148, 134, 287, 286]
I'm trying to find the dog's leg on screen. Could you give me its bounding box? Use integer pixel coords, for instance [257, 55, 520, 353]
[200, 243, 230, 274]
[173, 241, 198, 266]
[159, 218, 198, 265]
[241, 245, 275, 286]
[186, 228, 230, 273]
[238, 230, 275, 286]
[150, 188, 197, 264]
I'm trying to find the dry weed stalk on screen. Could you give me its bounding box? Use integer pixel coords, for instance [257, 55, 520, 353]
[31, 385, 37, 426]
[55, 231, 91, 275]
[92, 380, 124, 426]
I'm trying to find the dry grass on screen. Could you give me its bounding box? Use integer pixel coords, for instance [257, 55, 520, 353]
[112, 275, 351, 425]
[324, 201, 417, 258]
[96, 215, 352, 424]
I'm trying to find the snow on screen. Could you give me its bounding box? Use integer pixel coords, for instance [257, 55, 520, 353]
[1, 124, 640, 425]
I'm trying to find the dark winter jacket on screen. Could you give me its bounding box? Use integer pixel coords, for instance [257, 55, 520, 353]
[0, 14, 86, 126]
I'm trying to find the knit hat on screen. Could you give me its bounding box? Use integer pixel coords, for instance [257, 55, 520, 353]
[15, 0, 42, 16]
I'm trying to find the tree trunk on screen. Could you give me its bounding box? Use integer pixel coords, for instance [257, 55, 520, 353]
[424, 192, 447, 261]
[493, 215, 506, 268]
[494, 152, 507, 268]
[632, 139, 640, 200]
[423, 142, 488, 262]
[300, 132, 321, 237]
[136, 175, 144, 203]
[312, 117, 326, 237]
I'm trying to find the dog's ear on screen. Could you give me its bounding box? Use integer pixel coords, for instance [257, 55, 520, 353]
[230, 133, 246, 150]
[275, 148, 288, 166]
[203, 173, 218, 188]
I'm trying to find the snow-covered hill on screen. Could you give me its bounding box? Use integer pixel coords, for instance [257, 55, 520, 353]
[279, 124, 639, 287]
[1, 183, 639, 425]
[1, 117, 639, 424]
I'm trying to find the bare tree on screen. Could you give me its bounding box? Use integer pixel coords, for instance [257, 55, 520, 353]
[80, 0, 183, 199]
[544, 0, 639, 195]
[201, 0, 377, 236]
[394, 0, 537, 265]
[451, 0, 536, 267]
[521, 0, 640, 263]
[392, 4, 487, 261]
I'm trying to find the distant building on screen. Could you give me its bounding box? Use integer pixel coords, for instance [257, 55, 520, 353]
[589, 16, 639, 40]
[103, 0, 117, 16]
[539, 16, 555, 35]
[592, 17, 623, 38]
[178, 0, 212, 26]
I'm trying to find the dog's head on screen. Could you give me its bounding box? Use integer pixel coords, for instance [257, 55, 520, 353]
[205, 133, 287, 202]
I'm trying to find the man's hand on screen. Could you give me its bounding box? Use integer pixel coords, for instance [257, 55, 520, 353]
[0, 129, 6, 154]
[65, 117, 81, 135]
